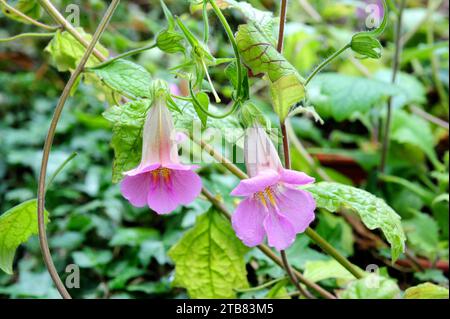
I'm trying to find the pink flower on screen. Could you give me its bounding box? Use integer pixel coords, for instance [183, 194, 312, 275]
[231, 126, 316, 250]
[120, 97, 202, 214]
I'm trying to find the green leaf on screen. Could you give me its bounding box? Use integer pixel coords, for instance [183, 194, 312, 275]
[305, 182, 406, 262]
[194, 92, 210, 127]
[266, 279, 290, 299]
[168, 209, 249, 298]
[0, 199, 49, 274]
[91, 59, 152, 98]
[308, 73, 399, 121]
[45, 29, 108, 72]
[390, 109, 440, 168]
[404, 283, 449, 299]
[403, 212, 440, 260]
[236, 23, 306, 120]
[316, 211, 354, 257]
[103, 99, 151, 183]
[156, 29, 186, 54]
[338, 276, 401, 299]
[1, 0, 41, 23]
[304, 259, 357, 284]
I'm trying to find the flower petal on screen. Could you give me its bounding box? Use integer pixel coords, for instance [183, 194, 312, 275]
[230, 169, 280, 197]
[164, 162, 199, 171]
[276, 187, 316, 233]
[169, 169, 202, 205]
[231, 198, 266, 247]
[280, 169, 315, 186]
[147, 180, 179, 214]
[124, 163, 161, 177]
[263, 209, 296, 251]
[120, 173, 151, 208]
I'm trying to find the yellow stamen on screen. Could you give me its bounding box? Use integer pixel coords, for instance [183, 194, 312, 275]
[152, 168, 171, 184]
[255, 187, 277, 208]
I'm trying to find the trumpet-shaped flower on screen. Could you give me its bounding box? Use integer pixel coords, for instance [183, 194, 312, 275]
[231, 126, 316, 251]
[120, 97, 202, 214]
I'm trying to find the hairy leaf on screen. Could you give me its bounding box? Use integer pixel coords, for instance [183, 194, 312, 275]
[168, 209, 248, 298]
[304, 259, 357, 284]
[91, 59, 152, 98]
[338, 276, 401, 299]
[44, 29, 108, 72]
[404, 283, 449, 299]
[305, 182, 406, 262]
[403, 212, 439, 260]
[236, 23, 306, 120]
[103, 99, 151, 183]
[0, 199, 49, 274]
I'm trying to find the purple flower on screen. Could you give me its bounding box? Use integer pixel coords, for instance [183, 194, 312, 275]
[230, 126, 316, 250]
[120, 97, 202, 214]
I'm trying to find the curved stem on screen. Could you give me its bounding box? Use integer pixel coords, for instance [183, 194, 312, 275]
[0, 0, 59, 31]
[89, 43, 157, 69]
[0, 32, 55, 42]
[189, 80, 241, 119]
[201, 187, 336, 299]
[208, 0, 242, 100]
[37, 0, 121, 299]
[281, 250, 315, 299]
[45, 152, 78, 190]
[38, 0, 107, 61]
[305, 228, 365, 279]
[305, 44, 351, 86]
[380, 0, 406, 173]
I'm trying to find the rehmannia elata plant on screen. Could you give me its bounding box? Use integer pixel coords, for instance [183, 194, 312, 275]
[0, 0, 448, 300]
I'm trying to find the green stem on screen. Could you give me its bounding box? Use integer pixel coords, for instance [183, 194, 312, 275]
[89, 43, 157, 69]
[45, 152, 78, 190]
[305, 228, 365, 279]
[0, 0, 59, 30]
[208, 0, 242, 100]
[235, 277, 287, 293]
[0, 32, 55, 42]
[305, 44, 351, 86]
[202, 0, 209, 44]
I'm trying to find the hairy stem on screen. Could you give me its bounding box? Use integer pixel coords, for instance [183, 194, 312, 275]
[38, 0, 107, 61]
[0, 32, 55, 42]
[37, 0, 121, 299]
[90, 43, 157, 69]
[0, 0, 58, 30]
[305, 44, 351, 86]
[380, 0, 406, 174]
[201, 187, 336, 299]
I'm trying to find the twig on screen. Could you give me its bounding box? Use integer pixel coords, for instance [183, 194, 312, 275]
[277, 0, 289, 52]
[38, 0, 107, 61]
[89, 43, 157, 69]
[37, 0, 121, 300]
[0, 0, 59, 31]
[380, 0, 407, 174]
[410, 105, 449, 130]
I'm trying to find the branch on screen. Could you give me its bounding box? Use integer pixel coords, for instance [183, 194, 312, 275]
[37, 0, 121, 300]
[0, 0, 58, 31]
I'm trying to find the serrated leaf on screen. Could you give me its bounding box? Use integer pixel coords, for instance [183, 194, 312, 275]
[91, 59, 152, 98]
[308, 73, 399, 121]
[168, 209, 249, 298]
[44, 29, 108, 72]
[236, 23, 306, 120]
[1, 0, 41, 23]
[0, 199, 49, 274]
[305, 182, 406, 262]
[404, 283, 449, 299]
[103, 99, 151, 183]
[338, 276, 401, 299]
